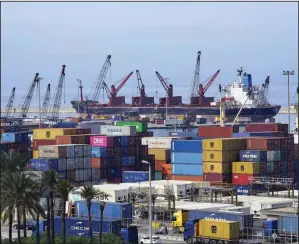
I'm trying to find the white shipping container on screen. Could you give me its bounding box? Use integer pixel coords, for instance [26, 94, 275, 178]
[100, 125, 136, 136]
[141, 137, 181, 149]
[294, 133, 298, 144]
[39, 145, 62, 158]
[164, 119, 184, 126]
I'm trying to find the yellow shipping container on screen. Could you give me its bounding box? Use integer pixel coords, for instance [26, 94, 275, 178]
[232, 162, 260, 175]
[202, 150, 238, 162]
[202, 138, 247, 151]
[33, 128, 73, 140]
[197, 219, 240, 241]
[33, 150, 39, 159]
[203, 162, 231, 174]
[148, 148, 170, 161]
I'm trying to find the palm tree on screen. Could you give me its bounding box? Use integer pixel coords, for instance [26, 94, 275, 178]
[80, 185, 102, 243]
[41, 170, 58, 243]
[56, 180, 74, 244]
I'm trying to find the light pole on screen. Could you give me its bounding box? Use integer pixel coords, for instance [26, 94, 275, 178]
[76, 79, 81, 119]
[283, 70, 294, 133]
[99, 201, 106, 244]
[36, 76, 43, 128]
[142, 160, 152, 244]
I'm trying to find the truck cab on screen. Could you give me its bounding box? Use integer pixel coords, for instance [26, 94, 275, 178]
[172, 210, 188, 233]
[183, 219, 198, 244]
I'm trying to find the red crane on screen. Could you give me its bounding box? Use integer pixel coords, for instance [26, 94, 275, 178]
[136, 70, 146, 97]
[198, 69, 220, 100]
[155, 71, 173, 97]
[103, 71, 133, 98]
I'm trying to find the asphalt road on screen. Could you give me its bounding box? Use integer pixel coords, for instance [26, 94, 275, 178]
[1, 226, 32, 239]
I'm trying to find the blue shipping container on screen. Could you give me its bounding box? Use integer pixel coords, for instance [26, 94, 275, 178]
[120, 226, 139, 244]
[263, 219, 278, 237]
[92, 147, 108, 157]
[53, 217, 122, 237]
[171, 152, 202, 164]
[169, 132, 198, 137]
[171, 163, 202, 176]
[278, 215, 298, 235]
[1, 132, 23, 143]
[75, 201, 133, 221]
[171, 140, 202, 153]
[188, 210, 253, 229]
[30, 159, 59, 171]
[122, 171, 154, 183]
[239, 150, 267, 162]
[121, 156, 135, 166]
[232, 132, 250, 138]
[107, 168, 121, 178]
[120, 136, 129, 146]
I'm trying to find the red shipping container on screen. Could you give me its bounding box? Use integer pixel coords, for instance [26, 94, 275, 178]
[259, 163, 267, 172]
[91, 158, 112, 168]
[232, 173, 254, 186]
[114, 157, 121, 168]
[245, 123, 288, 133]
[121, 166, 136, 172]
[107, 178, 122, 184]
[167, 174, 203, 181]
[90, 136, 114, 147]
[247, 138, 281, 150]
[55, 135, 78, 145]
[273, 161, 280, 172]
[203, 173, 232, 183]
[33, 139, 56, 150]
[294, 144, 299, 159]
[198, 126, 233, 138]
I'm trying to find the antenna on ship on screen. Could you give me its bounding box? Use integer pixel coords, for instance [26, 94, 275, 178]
[237, 66, 244, 83]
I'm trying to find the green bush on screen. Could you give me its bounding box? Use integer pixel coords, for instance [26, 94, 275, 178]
[1, 234, 125, 244]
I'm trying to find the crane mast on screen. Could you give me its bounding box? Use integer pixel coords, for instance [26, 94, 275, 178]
[18, 73, 39, 118]
[41, 84, 51, 118]
[91, 55, 111, 101]
[136, 70, 146, 97]
[49, 65, 66, 121]
[4, 87, 16, 118]
[190, 51, 201, 97]
[155, 71, 173, 97]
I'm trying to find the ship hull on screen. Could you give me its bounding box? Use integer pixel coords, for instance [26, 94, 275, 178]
[71, 101, 281, 122]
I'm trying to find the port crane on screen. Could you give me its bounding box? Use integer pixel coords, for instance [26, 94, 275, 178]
[4, 87, 16, 118]
[102, 71, 134, 98]
[198, 69, 220, 105]
[255, 76, 270, 106]
[136, 70, 146, 97]
[49, 65, 66, 121]
[190, 51, 201, 97]
[155, 71, 173, 97]
[41, 84, 51, 118]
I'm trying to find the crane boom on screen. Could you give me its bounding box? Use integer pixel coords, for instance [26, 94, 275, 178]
[49, 65, 66, 121]
[91, 55, 111, 101]
[18, 73, 39, 118]
[42, 83, 51, 117]
[110, 71, 134, 97]
[199, 69, 220, 96]
[136, 70, 146, 97]
[155, 71, 173, 97]
[4, 87, 16, 118]
[190, 51, 201, 97]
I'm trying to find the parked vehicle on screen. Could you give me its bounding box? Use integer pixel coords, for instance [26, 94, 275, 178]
[13, 220, 35, 230]
[140, 235, 163, 244]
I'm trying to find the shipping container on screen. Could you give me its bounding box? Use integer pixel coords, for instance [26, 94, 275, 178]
[247, 138, 281, 150]
[33, 139, 56, 150]
[202, 150, 238, 162]
[171, 140, 202, 153]
[198, 126, 233, 138]
[235, 186, 250, 196]
[232, 174, 254, 186]
[239, 150, 267, 162]
[58, 158, 67, 171]
[202, 138, 246, 151]
[148, 148, 170, 161]
[155, 160, 167, 171]
[277, 216, 298, 235]
[203, 173, 231, 182]
[39, 145, 66, 158]
[100, 125, 136, 136]
[33, 128, 73, 140]
[115, 121, 147, 132]
[161, 164, 171, 175]
[120, 226, 139, 244]
[122, 171, 150, 183]
[141, 137, 181, 149]
[91, 147, 108, 157]
[232, 162, 260, 175]
[1, 132, 29, 143]
[267, 150, 288, 161]
[167, 174, 203, 181]
[29, 159, 58, 171]
[91, 158, 114, 168]
[55, 135, 78, 145]
[90, 136, 114, 147]
[171, 163, 202, 176]
[169, 132, 198, 137]
[171, 152, 202, 164]
[245, 123, 288, 133]
[154, 171, 162, 180]
[263, 219, 278, 237]
[53, 217, 122, 237]
[33, 150, 39, 159]
[203, 162, 231, 174]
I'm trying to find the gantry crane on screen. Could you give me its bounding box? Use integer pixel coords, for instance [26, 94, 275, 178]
[136, 70, 146, 97]
[49, 65, 66, 121]
[190, 51, 201, 97]
[18, 73, 40, 119]
[198, 69, 220, 105]
[155, 71, 173, 97]
[41, 84, 51, 118]
[4, 87, 16, 118]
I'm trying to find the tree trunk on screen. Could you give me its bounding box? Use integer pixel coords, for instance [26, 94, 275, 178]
[88, 205, 92, 243]
[50, 192, 55, 242]
[46, 197, 51, 244]
[9, 211, 13, 243]
[36, 214, 40, 244]
[62, 199, 66, 244]
[99, 207, 104, 244]
[23, 205, 27, 237]
[0, 205, 2, 244]
[17, 206, 21, 244]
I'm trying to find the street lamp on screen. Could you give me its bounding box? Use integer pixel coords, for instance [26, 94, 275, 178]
[99, 201, 106, 244]
[142, 160, 152, 244]
[283, 70, 294, 133]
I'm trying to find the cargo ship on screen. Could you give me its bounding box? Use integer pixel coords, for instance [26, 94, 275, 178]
[71, 67, 280, 122]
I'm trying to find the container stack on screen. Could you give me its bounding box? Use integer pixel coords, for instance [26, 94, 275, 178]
[1, 131, 32, 155]
[202, 138, 247, 183]
[170, 140, 203, 181]
[198, 126, 234, 138]
[294, 134, 298, 190]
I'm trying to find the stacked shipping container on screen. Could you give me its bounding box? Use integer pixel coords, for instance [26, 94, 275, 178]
[0, 131, 32, 156]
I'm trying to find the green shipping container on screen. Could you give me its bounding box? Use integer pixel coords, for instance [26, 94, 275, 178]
[154, 171, 162, 180]
[115, 121, 148, 132]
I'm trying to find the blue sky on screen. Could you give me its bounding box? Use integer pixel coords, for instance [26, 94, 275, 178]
[1, 2, 298, 108]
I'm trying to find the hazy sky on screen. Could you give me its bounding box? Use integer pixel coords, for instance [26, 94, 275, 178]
[1, 2, 298, 108]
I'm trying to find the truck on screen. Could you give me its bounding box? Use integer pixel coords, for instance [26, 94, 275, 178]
[183, 218, 240, 244]
[172, 210, 188, 233]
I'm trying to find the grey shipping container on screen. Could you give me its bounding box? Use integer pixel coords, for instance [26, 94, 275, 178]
[58, 158, 67, 171]
[66, 158, 75, 170]
[74, 157, 84, 169]
[278, 215, 298, 235]
[100, 125, 136, 136]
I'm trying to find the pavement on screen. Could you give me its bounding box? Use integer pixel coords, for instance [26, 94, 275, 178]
[1, 226, 32, 239]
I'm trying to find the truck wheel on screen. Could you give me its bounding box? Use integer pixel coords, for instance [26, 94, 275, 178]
[217, 241, 223, 244]
[186, 237, 194, 244]
[175, 226, 180, 234]
[209, 240, 217, 244]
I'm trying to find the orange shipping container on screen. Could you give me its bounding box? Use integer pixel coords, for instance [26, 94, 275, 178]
[198, 126, 233, 138]
[167, 174, 203, 181]
[161, 163, 171, 175]
[55, 135, 78, 145]
[33, 139, 56, 150]
[155, 160, 168, 171]
[148, 149, 170, 161]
